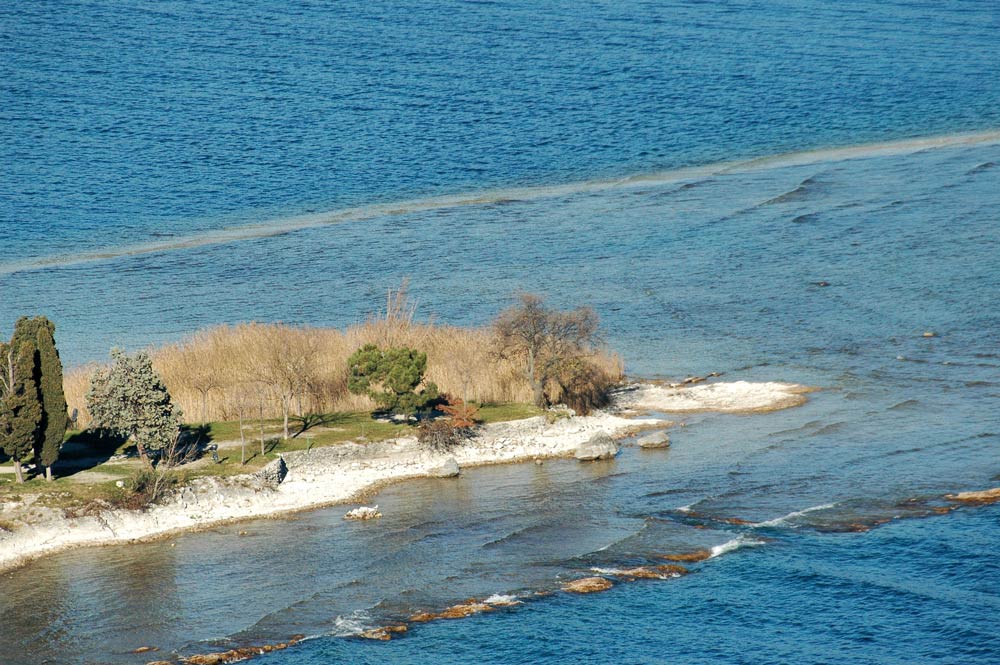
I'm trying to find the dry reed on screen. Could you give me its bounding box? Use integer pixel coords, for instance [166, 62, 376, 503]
[64, 288, 623, 427]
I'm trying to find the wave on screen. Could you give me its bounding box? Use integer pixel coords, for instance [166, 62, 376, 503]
[754, 503, 838, 528]
[3, 128, 999, 277]
[761, 175, 825, 205]
[331, 609, 376, 637]
[709, 535, 767, 558]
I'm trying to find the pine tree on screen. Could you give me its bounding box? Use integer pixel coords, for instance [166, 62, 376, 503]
[347, 344, 439, 416]
[86, 349, 181, 469]
[36, 324, 67, 480]
[0, 341, 42, 483]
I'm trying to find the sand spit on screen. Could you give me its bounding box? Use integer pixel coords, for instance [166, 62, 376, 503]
[0, 381, 812, 572]
[617, 380, 814, 414]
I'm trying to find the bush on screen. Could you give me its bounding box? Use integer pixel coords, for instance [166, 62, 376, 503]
[552, 359, 616, 415]
[417, 419, 473, 453]
[110, 467, 181, 511]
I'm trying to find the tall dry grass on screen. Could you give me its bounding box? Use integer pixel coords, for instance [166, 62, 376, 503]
[64, 289, 623, 427]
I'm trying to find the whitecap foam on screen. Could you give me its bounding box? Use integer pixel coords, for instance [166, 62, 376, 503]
[709, 535, 767, 559]
[331, 609, 375, 637]
[484, 594, 520, 605]
[755, 503, 837, 528]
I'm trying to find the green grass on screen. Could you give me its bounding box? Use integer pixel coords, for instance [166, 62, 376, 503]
[0, 403, 543, 508]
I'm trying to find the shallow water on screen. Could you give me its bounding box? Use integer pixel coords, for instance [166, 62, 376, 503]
[2, 0, 1000, 663]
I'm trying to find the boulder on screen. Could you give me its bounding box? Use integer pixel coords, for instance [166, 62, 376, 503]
[255, 455, 287, 486]
[574, 432, 619, 461]
[429, 457, 460, 477]
[637, 431, 670, 449]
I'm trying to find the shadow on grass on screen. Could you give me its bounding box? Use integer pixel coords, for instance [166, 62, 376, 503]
[290, 412, 353, 438]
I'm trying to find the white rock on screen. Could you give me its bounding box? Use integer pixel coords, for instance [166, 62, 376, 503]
[574, 432, 619, 461]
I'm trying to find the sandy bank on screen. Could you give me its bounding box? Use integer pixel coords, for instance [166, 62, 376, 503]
[616, 380, 813, 414]
[0, 381, 808, 572]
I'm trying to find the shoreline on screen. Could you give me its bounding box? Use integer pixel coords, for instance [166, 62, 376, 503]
[0, 381, 809, 574]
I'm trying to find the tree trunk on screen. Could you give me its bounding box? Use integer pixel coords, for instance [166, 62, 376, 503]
[282, 395, 290, 440]
[238, 407, 246, 465]
[13, 459, 24, 484]
[201, 391, 208, 424]
[45, 465, 52, 481]
[136, 441, 152, 469]
[532, 380, 546, 408]
[259, 399, 265, 456]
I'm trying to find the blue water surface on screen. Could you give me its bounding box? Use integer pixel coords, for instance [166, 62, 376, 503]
[1, 1, 999, 664]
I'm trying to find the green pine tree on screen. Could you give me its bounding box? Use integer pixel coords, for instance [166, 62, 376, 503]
[347, 344, 439, 417]
[0, 341, 42, 483]
[86, 349, 181, 469]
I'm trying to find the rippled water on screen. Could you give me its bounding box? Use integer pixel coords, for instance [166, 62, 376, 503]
[2, 0, 1000, 663]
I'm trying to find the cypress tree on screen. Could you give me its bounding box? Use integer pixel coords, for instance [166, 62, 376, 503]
[11, 316, 67, 480]
[36, 324, 67, 480]
[0, 341, 42, 483]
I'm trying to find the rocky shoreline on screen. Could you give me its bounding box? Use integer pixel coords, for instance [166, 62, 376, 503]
[0, 381, 809, 574]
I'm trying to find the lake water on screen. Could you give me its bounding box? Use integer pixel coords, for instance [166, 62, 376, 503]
[1, 1, 999, 663]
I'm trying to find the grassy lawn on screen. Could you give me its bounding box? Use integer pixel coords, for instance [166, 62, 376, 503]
[0, 402, 545, 511]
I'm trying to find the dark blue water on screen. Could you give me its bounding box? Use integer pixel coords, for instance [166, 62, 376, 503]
[2, 1, 1000, 664]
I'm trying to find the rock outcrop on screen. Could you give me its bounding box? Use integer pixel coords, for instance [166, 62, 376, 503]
[429, 457, 460, 477]
[410, 601, 494, 622]
[945, 487, 1000, 505]
[255, 456, 287, 487]
[359, 624, 407, 640]
[637, 431, 670, 448]
[574, 432, 619, 461]
[562, 576, 613, 593]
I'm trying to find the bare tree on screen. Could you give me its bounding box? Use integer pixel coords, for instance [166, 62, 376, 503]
[493, 294, 602, 409]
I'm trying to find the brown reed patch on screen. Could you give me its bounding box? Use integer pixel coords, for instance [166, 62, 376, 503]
[64, 296, 623, 428]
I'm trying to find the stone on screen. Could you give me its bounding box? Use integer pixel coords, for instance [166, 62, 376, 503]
[574, 432, 619, 461]
[562, 576, 613, 593]
[255, 456, 287, 486]
[429, 457, 460, 477]
[344, 505, 382, 520]
[360, 625, 408, 640]
[637, 431, 670, 449]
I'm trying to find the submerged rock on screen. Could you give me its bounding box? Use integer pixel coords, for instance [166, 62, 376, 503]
[359, 624, 408, 641]
[574, 432, 619, 461]
[615, 564, 689, 580]
[411, 601, 494, 622]
[429, 457, 460, 478]
[562, 576, 614, 593]
[637, 431, 670, 449]
[946, 487, 1000, 505]
[662, 550, 711, 562]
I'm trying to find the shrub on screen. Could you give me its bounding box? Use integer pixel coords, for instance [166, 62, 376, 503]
[417, 419, 473, 453]
[438, 394, 481, 427]
[110, 467, 181, 511]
